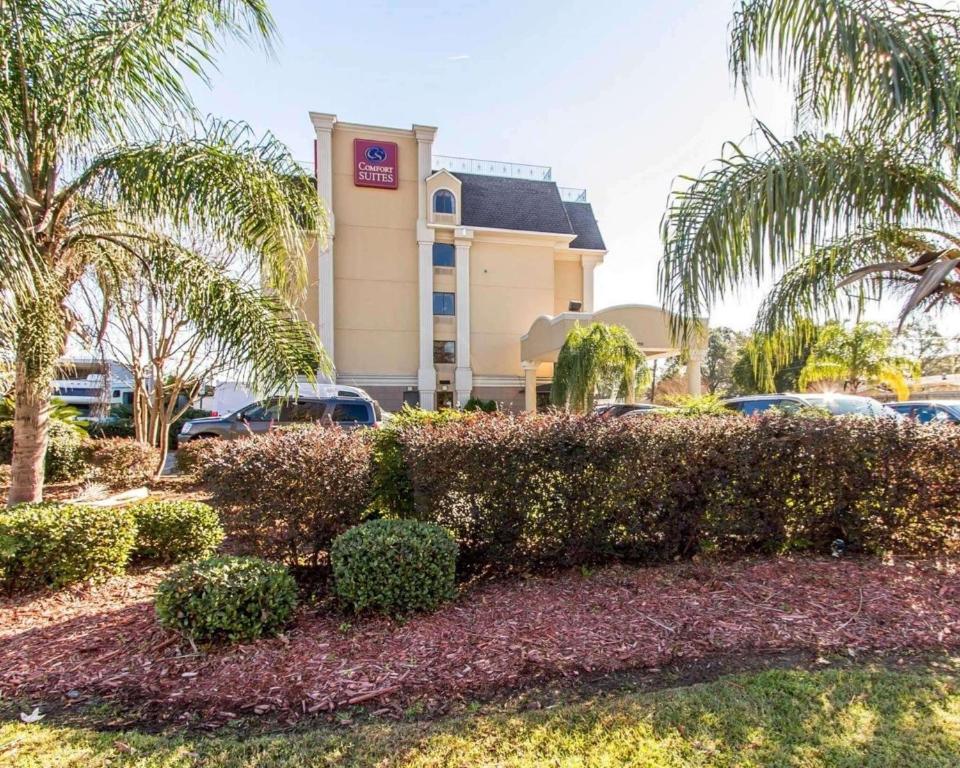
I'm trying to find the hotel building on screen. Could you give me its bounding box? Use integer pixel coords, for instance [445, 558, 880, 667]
[303, 113, 701, 411]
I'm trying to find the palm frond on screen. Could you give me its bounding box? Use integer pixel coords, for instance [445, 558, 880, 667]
[659, 128, 953, 346]
[0, 0, 277, 153]
[731, 0, 960, 153]
[754, 227, 942, 336]
[70, 121, 325, 300]
[92, 237, 331, 396]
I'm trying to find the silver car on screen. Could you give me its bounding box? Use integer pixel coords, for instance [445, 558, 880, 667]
[722, 393, 898, 418]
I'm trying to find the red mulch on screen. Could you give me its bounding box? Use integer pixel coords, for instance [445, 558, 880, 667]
[2, 557, 959, 722]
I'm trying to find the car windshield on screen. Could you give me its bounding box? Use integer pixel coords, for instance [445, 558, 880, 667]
[799, 395, 889, 417]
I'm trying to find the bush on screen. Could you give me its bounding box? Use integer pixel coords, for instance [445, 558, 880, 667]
[197, 426, 373, 565]
[664, 394, 730, 417]
[331, 519, 457, 615]
[399, 412, 960, 572]
[174, 437, 224, 476]
[155, 556, 297, 642]
[0, 503, 137, 591]
[132, 500, 224, 563]
[0, 420, 88, 482]
[464, 397, 497, 413]
[0, 464, 10, 489]
[370, 406, 472, 515]
[85, 438, 160, 489]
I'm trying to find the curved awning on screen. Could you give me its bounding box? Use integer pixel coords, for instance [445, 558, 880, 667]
[520, 304, 697, 364]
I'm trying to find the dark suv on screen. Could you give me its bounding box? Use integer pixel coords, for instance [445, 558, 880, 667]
[176, 396, 381, 444]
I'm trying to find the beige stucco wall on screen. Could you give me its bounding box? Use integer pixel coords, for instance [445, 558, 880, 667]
[330, 125, 419, 375]
[553, 260, 582, 315]
[470, 238, 557, 377]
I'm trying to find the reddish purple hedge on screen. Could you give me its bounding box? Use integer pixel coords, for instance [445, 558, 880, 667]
[398, 413, 960, 571]
[195, 427, 373, 566]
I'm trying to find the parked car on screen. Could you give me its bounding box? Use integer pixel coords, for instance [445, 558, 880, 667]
[596, 403, 670, 419]
[201, 381, 375, 417]
[722, 393, 898, 418]
[176, 396, 382, 444]
[885, 400, 960, 424]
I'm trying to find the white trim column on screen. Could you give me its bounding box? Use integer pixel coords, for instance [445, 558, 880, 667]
[687, 346, 704, 397]
[522, 361, 538, 413]
[454, 228, 473, 406]
[581, 254, 602, 313]
[310, 112, 336, 372]
[414, 124, 438, 410]
[417, 240, 436, 410]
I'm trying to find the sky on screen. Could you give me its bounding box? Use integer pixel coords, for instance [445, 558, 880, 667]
[189, 0, 957, 335]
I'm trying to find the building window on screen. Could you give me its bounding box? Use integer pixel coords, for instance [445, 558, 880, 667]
[433, 189, 456, 214]
[433, 340, 456, 364]
[432, 242, 455, 267]
[433, 291, 455, 316]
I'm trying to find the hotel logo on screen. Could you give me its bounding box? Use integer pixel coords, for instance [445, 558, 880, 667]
[354, 139, 398, 189]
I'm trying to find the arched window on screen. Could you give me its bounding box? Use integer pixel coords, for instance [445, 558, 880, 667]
[433, 189, 456, 214]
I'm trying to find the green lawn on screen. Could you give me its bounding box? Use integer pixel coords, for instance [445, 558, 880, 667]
[3, 662, 960, 767]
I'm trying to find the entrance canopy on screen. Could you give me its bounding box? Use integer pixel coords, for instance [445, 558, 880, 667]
[519, 304, 707, 412]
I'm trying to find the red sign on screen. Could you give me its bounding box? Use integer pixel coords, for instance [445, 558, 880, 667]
[354, 139, 398, 189]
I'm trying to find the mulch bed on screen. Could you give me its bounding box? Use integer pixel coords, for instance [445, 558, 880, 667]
[2, 557, 959, 723]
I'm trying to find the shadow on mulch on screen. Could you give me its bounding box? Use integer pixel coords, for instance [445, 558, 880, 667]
[2, 648, 957, 737]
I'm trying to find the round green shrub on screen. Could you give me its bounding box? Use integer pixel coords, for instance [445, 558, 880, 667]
[331, 519, 458, 616]
[131, 500, 224, 563]
[155, 556, 297, 642]
[0, 503, 137, 591]
[0, 420, 88, 482]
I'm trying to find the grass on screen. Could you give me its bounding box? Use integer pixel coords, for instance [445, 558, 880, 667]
[2, 662, 960, 767]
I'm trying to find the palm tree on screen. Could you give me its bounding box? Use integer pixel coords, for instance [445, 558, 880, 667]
[798, 323, 918, 401]
[0, 0, 325, 504]
[551, 323, 650, 412]
[659, 0, 960, 350]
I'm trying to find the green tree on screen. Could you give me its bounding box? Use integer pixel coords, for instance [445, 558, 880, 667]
[551, 323, 650, 412]
[702, 327, 743, 395]
[798, 323, 918, 401]
[0, 0, 325, 504]
[660, 0, 960, 349]
[895, 317, 956, 376]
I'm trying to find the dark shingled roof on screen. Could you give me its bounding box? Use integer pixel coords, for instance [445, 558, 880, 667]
[563, 201, 605, 251]
[447, 172, 606, 251]
[452, 172, 574, 236]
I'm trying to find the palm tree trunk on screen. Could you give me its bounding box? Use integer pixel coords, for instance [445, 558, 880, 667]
[7, 361, 50, 506]
[7, 291, 69, 506]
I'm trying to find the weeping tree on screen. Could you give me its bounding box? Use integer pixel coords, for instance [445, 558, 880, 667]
[660, 0, 960, 355]
[551, 323, 650, 412]
[0, 0, 325, 504]
[798, 322, 919, 401]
